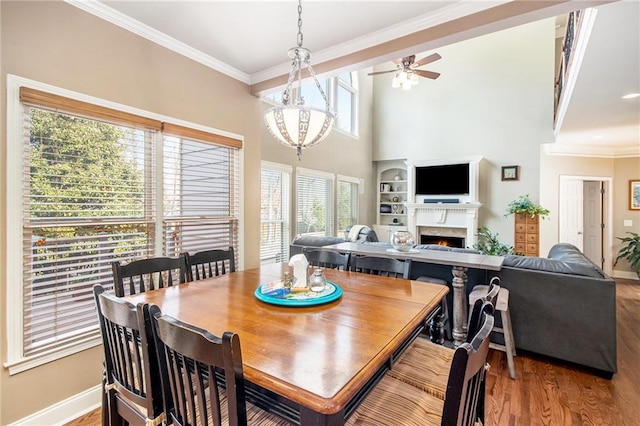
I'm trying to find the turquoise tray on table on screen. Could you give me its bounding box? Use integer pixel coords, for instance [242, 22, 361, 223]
[254, 281, 342, 307]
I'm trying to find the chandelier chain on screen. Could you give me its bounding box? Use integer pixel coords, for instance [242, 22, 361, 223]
[297, 0, 303, 47]
[305, 59, 332, 111]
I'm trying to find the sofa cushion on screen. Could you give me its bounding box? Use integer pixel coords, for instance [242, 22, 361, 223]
[503, 254, 605, 279]
[291, 235, 345, 248]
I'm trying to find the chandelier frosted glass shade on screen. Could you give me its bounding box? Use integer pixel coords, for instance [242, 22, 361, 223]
[264, 105, 335, 159]
[263, 0, 335, 160]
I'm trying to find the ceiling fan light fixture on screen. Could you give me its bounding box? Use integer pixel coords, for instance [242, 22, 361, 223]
[391, 74, 401, 89]
[369, 52, 441, 91]
[263, 0, 334, 160]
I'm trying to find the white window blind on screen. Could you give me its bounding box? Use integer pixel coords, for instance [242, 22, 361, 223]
[9, 80, 242, 371]
[296, 168, 334, 237]
[337, 176, 360, 235]
[260, 163, 291, 264]
[162, 132, 239, 258]
[21, 105, 155, 358]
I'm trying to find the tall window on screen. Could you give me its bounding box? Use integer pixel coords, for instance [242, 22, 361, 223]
[296, 168, 334, 237]
[337, 176, 360, 235]
[262, 73, 359, 137]
[162, 126, 239, 257]
[260, 162, 291, 264]
[7, 79, 241, 372]
[334, 72, 358, 136]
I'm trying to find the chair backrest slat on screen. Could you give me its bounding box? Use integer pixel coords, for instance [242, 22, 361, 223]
[352, 255, 411, 279]
[112, 255, 189, 297]
[147, 304, 249, 426]
[442, 302, 494, 426]
[93, 285, 164, 425]
[303, 248, 350, 270]
[184, 247, 236, 281]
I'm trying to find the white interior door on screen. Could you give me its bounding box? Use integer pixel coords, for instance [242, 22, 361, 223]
[559, 175, 612, 274]
[559, 178, 584, 250]
[583, 181, 603, 267]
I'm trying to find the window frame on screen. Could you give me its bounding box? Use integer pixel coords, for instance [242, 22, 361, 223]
[5, 74, 244, 374]
[295, 167, 335, 238]
[332, 72, 359, 137]
[337, 175, 361, 235]
[260, 161, 292, 265]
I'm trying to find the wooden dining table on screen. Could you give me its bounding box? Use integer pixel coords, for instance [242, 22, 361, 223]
[124, 262, 448, 426]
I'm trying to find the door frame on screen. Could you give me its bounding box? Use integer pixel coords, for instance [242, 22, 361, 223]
[559, 175, 613, 275]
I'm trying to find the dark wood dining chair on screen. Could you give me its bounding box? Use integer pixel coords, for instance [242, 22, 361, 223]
[346, 307, 494, 426]
[145, 304, 291, 426]
[351, 255, 411, 278]
[386, 299, 495, 425]
[302, 248, 350, 270]
[112, 255, 189, 297]
[93, 285, 164, 426]
[183, 246, 236, 281]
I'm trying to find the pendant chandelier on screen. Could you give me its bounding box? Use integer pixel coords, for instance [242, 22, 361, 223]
[264, 0, 335, 160]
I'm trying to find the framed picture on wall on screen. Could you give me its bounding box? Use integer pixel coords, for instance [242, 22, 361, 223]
[630, 180, 640, 210]
[501, 166, 519, 181]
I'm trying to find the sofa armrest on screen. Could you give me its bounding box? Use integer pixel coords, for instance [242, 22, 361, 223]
[289, 235, 346, 256]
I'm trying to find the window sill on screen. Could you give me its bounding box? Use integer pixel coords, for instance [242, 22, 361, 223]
[4, 338, 101, 375]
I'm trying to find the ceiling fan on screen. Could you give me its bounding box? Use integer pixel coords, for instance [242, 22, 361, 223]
[368, 53, 441, 90]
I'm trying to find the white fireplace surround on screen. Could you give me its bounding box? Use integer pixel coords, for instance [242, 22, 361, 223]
[405, 156, 483, 248]
[406, 203, 481, 248]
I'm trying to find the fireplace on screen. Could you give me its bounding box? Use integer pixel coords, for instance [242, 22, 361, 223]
[406, 204, 481, 248]
[420, 235, 465, 248]
[418, 225, 467, 248]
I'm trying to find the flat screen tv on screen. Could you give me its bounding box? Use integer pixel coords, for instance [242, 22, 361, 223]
[415, 163, 470, 196]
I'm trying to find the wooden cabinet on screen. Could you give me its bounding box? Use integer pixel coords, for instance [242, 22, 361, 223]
[514, 213, 539, 256]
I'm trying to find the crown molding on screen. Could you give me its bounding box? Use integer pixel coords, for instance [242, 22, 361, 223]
[65, 0, 251, 84]
[66, 0, 507, 86]
[544, 142, 640, 158]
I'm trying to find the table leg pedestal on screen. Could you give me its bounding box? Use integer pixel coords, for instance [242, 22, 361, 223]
[451, 266, 469, 346]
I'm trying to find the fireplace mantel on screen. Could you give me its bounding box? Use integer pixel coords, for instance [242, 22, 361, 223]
[405, 202, 481, 247]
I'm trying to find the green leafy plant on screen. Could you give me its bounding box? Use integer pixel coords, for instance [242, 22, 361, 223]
[473, 226, 514, 256]
[614, 232, 640, 276]
[505, 194, 550, 219]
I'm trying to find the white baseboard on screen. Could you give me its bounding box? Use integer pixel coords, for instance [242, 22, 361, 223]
[612, 270, 639, 280]
[8, 385, 101, 426]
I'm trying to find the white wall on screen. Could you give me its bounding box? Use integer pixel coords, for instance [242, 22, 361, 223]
[372, 19, 556, 247]
[540, 153, 640, 277]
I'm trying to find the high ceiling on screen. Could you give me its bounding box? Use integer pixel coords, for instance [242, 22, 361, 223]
[69, 0, 639, 155]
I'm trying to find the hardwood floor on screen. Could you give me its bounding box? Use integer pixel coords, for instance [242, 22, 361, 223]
[66, 278, 639, 426]
[485, 278, 639, 426]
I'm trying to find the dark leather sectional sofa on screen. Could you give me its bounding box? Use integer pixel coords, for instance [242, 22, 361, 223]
[289, 236, 617, 377]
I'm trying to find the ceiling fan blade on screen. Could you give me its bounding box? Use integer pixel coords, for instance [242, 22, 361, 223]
[415, 70, 441, 80]
[414, 53, 441, 67]
[368, 69, 398, 76]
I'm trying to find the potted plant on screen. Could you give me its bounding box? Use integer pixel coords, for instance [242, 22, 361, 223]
[614, 232, 640, 278]
[473, 226, 514, 256]
[504, 194, 550, 219]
